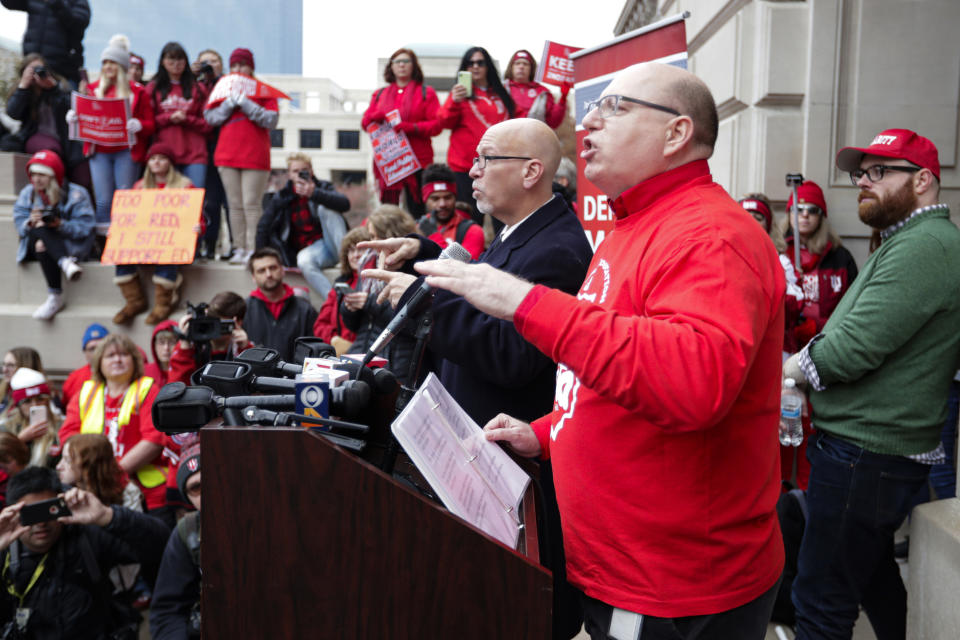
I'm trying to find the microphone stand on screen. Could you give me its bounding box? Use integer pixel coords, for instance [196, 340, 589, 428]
[381, 311, 433, 475]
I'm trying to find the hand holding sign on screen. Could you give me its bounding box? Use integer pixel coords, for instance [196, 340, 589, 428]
[101, 189, 205, 265]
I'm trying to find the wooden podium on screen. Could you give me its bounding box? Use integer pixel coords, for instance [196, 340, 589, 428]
[201, 425, 552, 639]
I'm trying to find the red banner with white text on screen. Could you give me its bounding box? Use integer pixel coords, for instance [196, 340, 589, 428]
[69, 93, 133, 147]
[206, 73, 291, 108]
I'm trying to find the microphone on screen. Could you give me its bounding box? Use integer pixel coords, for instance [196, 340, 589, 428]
[361, 241, 471, 367]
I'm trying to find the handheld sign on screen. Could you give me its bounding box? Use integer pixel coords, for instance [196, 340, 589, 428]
[535, 41, 582, 87]
[366, 123, 421, 186]
[70, 93, 133, 146]
[206, 73, 290, 108]
[101, 189, 205, 265]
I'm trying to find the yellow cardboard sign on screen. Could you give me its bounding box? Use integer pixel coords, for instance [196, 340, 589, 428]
[101, 189, 205, 265]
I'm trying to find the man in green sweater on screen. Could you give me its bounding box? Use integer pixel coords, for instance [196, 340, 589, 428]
[784, 129, 960, 640]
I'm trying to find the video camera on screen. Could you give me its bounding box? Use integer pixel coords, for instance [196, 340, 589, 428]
[178, 301, 235, 343]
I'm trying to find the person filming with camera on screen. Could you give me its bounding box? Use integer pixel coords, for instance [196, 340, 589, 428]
[13, 150, 95, 320]
[167, 291, 252, 385]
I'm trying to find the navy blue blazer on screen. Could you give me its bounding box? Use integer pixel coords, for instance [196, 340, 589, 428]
[414, 194, 593, 426]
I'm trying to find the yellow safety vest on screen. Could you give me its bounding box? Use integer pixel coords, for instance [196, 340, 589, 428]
[78, 377, 167, 488]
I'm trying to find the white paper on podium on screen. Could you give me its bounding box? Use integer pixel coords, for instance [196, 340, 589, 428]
[391, 373, 531, 548]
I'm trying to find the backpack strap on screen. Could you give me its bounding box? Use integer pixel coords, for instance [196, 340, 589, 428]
[455, 219, 474, 245]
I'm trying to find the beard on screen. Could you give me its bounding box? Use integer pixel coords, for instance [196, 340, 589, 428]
[858, 179, 918, 229]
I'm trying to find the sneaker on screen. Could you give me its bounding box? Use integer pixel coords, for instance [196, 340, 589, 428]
[32, 293, 64, 320]
[60, 257, 83, 282]
[219, 247, 236, 262]
[229, 248, 249, 265]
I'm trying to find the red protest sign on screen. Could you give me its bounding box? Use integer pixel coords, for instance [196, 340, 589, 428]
[535, 41, 582, 87]
[366, 123, 421, 186]
[69, 92, 133, 147]
[206, 73, 290, 108]
[101, 189, 205, 265]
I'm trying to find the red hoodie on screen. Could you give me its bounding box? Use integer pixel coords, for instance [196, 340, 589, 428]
[506, 80, 567, 128]
[146, 80, 211, 166]
[514, 160, 785, 617]
[144, 319, 178, 387]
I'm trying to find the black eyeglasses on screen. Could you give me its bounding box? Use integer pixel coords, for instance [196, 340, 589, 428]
[586, 94, 681, 118]
[467, 60, 486, 68]
[849, 164, 920, 186]
[472, 155, 532, 170]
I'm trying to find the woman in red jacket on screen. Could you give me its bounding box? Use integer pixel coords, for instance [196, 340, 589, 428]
[204, 47, 278, 265]
[437, 46, 515, 218]
[70, 34, 154, 236]
[146, 42, 210, 191]
[362, 48, 441, 217]
[504, 49, 569, 129]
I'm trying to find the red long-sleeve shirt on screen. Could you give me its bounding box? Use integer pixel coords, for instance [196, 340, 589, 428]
[506, 80, 567, 128]
[515, 160, 785, 618]
[437, 88, 508, 173]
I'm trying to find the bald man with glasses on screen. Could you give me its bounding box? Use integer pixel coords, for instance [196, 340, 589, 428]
[781, 129, 960, 640]
[413, 62, 787, 639]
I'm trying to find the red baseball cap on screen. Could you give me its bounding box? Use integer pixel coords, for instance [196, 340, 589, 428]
[836, 129, 940, 181]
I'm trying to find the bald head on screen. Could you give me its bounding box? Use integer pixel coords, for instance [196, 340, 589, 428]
[471, 119, 564, 223]
[487, 118, 563, 184]
[618, 62, 718, 157]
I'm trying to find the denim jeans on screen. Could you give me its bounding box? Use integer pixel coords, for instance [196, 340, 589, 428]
[89, 150, 139, 232]
[178, 163, 207, 191]
[297, 240, 338, 297]
[115, 264, 179, 282]
[202, 160, 229, 251]
[792, 431, 929, 640]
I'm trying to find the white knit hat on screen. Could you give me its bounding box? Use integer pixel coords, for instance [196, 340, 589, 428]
[101, 34, 132, 71]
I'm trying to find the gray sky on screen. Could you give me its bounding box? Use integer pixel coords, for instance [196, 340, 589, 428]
[1, 2, 625, 88]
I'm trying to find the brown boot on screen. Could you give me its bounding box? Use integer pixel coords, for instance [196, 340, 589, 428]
[145, 274, 182, 325]
[113, 274, 147, 324]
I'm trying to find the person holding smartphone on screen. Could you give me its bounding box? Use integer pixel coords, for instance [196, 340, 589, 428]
[0, 467, 168, 639]
[437, 46, 515, 216]
[1, 368, 61, 468]
[312, 226, 371, 352]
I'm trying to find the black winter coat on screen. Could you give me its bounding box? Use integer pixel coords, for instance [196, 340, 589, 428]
[245, 293, 318, 362]
[256, 178, 350, 266]
[1, 0, 90, 84]
[0, 506, 169, 639]
[150, 513, 201, 640]
[6, 85, 85, 169]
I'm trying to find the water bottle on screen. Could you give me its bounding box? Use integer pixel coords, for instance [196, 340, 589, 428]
[780, 378, 804, 446]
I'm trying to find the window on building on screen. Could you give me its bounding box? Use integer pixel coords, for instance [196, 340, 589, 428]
[337, 130, 360, 150]
[270, 129, 284, 148]
[300, 129, 323, 149]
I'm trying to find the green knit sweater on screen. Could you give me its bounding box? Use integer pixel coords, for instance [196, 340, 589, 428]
[809, 205, 960, 455]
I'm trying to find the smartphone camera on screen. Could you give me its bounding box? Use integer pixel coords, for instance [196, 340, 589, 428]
[34, 66, 48, 79]
[19, 497, 71, 526]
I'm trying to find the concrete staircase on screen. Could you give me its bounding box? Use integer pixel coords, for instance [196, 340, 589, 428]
[0, 152, 332, 376]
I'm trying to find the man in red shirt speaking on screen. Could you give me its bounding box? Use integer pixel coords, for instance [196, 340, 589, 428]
[416, 62, 786, 639]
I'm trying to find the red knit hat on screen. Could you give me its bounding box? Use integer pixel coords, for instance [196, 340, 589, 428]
[146, 141, 177, 161]
[26, 150, 65, 186]
[836, 128, 940, 181]
[786, 180, 828, 217]
[10, 368, 50, 405]
[229, 48, 255, 71]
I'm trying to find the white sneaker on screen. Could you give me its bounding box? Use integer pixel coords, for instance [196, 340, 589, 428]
[228, 248, 248, 265]
[60, 257, 83, 282]
[32, 293, 64, 320]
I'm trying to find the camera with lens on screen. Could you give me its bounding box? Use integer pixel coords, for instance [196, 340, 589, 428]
[182, 302, 235, 343]
[297, 169, 312, 182]
[199, 63, 214, 78]
[41, 205, 60, 226]
[33, 65, 48, 79]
